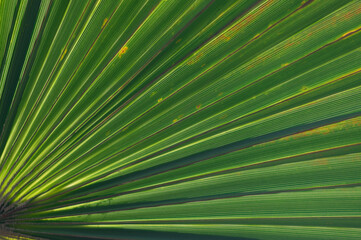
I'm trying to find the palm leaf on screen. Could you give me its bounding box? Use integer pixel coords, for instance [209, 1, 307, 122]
[1, 0, 361, 239]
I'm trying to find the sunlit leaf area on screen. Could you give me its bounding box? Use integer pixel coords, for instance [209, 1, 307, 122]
[1, 0, 361, 239]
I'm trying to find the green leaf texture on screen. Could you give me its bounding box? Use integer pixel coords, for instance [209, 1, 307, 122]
[1, 0, 361, 239]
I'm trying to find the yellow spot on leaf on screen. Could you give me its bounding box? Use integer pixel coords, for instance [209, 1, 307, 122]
[220, 114, 228, 119]
[319, 128, 331, 135]
[60, 48, 67, 61]
[118, 46, 128, 58]
[281, 63, 289, 67]
[102, 18, 108, 28]
[196, 104, 201, 109]
[220, 34, 231, 41]
[172, 119, 177, 123]
[158, 98, 163, 103]
[312, 159, 328, 166]
[187, 53, 203, 65]
[301, 86, 309, 92]
[253, 33, 260, 39]
[351, 118, 361, 127]
[341, 27, 361, 38]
